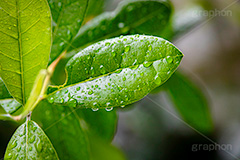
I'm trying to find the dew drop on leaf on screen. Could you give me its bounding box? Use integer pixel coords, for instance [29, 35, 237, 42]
[143, 61, 153, 68]
[36, 141, 43, 152]
[105, 107, 113, 111]
[29, 135, 35, 143]
[92, 108, 99, 112]
[154, 75, 162, 85]
[166, 56, 173, 63]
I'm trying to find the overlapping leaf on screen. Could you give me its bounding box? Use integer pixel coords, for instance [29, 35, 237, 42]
[4, 120, 59, 160]
[32, 100, 118, 159]
[0, 0, 51, 104]
[68, 0, 172, 52]
[47, 35, 183, 109]
[165, 72, 213, 133]
[49, 0, 89, 62]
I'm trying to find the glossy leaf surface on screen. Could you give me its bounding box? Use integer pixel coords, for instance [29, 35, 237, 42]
[0, 0, 51, 104]
[165, 72, 213, 133]
[4, 120, 59, 160]
[32, 100, 118, 159]
[47, 35, 183, 109]
[49, 0, 89, 62]
[69, 0, 172, 51]
[0, 98, 21, 114]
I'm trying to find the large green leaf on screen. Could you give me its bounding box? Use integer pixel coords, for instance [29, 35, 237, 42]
[0, 0, 51, 104]
[4, 120, 59, 160]
[165, 72, 213, 133]
[49, 0, 89, 62]
[32, 100, 118, 159]
[47, 35, 183, 109]
[68, 0, 172, 52]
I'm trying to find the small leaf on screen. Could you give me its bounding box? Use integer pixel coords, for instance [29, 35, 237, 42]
[49, 0, 89, 62]
[47, 35, 183, 109]
[69, 0, 172, 51]
[4, 120, 59, 160]
[165, 72, 213, 133]
[0, 0, 52, 104]
[32, 100, 118, 159]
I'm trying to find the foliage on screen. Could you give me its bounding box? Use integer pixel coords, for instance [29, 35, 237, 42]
[0, 0, 212, 159]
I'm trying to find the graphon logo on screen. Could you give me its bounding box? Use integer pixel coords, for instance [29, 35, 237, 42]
[194, 9, 232, 17]
[192, 144, 233, 152]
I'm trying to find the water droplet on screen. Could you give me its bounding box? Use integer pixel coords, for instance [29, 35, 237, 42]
[120, 35, 123, 39]
[125, 46, 130, 52]
[59, 42, 64, 46]
[8, 27, 11, 30]
[123, 77, 126, 81]
[143, 61, 153, 68]
[105, 107, 113, 111]
[76, 87, 81, 91]
[148, 45, 152, 51]
[88, 90, 93, 95]
[65, 90, 68, 94]
[92, 108, 99, 111]
[118, 22, 124, 28]
[10, 140, 17, 149]
[29, 146, 32, 151]
[166, 56, 173, 63]
[60, 98, 64, 103]
[29, 135, 35, 143]
[58, 2, 62, 7]
[154, 75, 161, 85]
[120, 105, 125, 108]
[105, 42, 110, 46]
[68, 99, 77, 107]
[6, 153, 12, 159]
[36, 141, 43, 152]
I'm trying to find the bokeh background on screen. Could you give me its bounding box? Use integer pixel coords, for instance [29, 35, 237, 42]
[0, 0, 240, 160]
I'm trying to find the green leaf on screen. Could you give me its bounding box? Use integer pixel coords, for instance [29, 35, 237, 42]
[89, 135, 126, 160]
[85, 0, 105, 20]
[68, 0, 172, 51]
[47, 35, 183, 109]
[32, 100, 118, 159]
[0, 0, 52, 104]
[77, 108, 117, 142]
[0, 98, 21, 114]
[4, 120, 59, 160]
[165, 72, 213, 133]
[0, 78, 12, 99]
[49, 0, 89, 62]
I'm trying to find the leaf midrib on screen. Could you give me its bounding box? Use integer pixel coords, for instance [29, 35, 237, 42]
[16, 0, 25, 104]
[47, 54, 182, 97]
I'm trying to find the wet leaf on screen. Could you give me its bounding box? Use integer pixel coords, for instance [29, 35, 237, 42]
[47, 35, 183, 109]
[0, 98, 21, 114]
[4, 120, 59, 160]
[69, 0, 172, 51]
[0, 0, 51, 104]
[49, 0, 89, 62]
